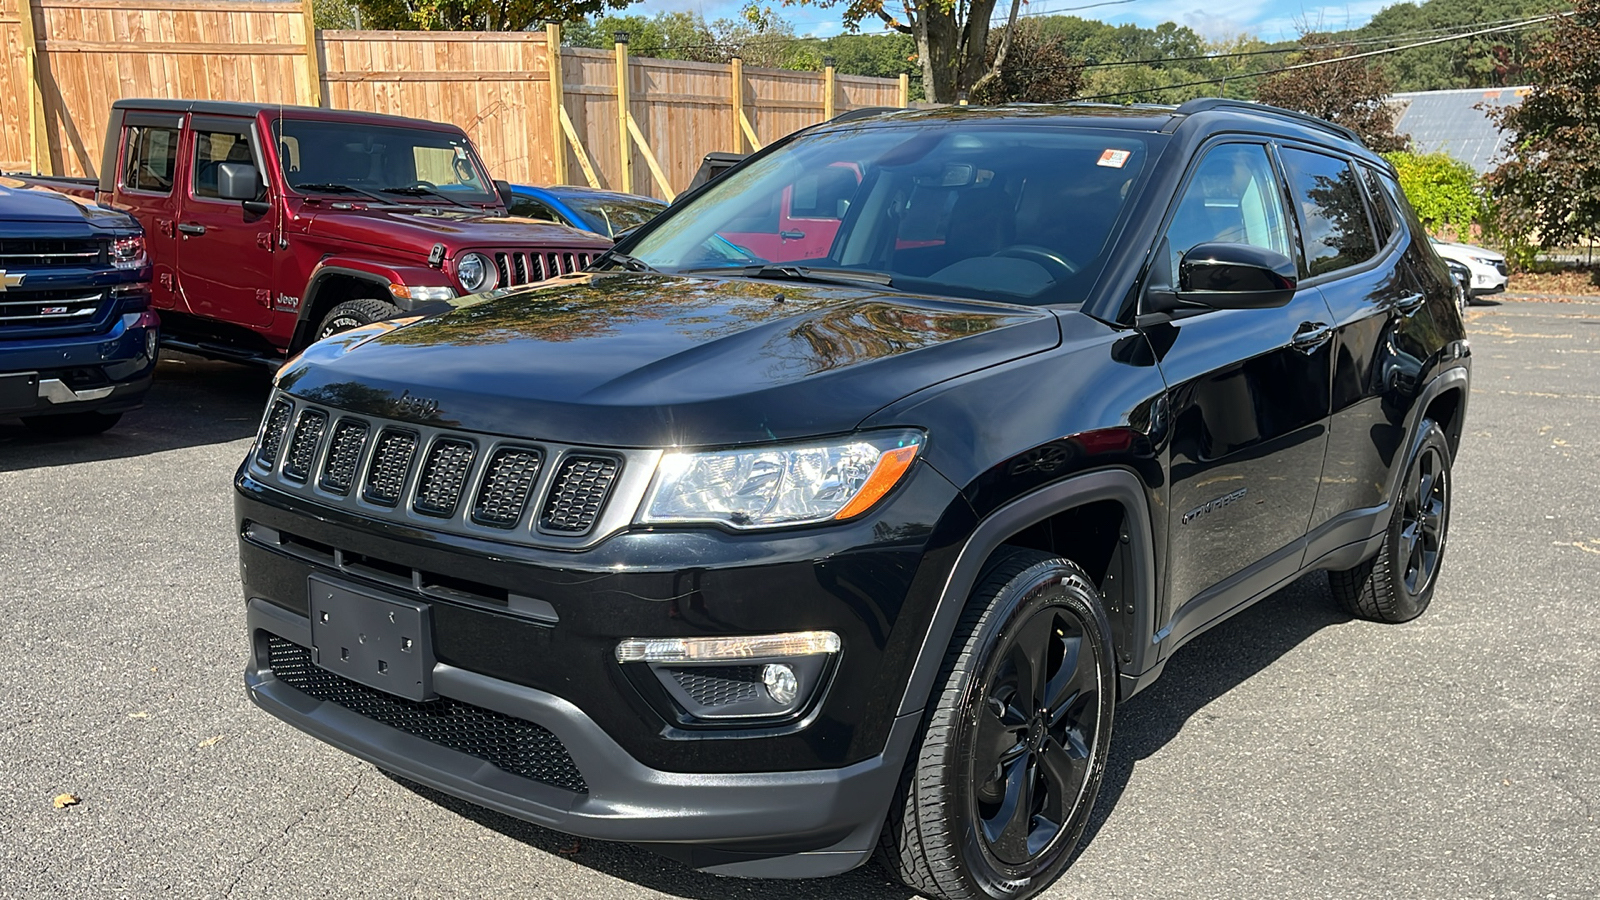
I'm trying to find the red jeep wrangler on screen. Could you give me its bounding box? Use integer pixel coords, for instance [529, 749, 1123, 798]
[29, 99, 609, 365]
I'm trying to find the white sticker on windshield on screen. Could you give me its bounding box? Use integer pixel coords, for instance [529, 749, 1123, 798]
[1097, 149, 1131, 168]
[454, 145, 467, 160]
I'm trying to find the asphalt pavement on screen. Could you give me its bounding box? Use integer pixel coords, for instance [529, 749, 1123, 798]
[2, 299, 1596, 900]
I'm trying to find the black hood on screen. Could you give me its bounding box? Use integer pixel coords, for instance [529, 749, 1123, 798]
[277, 272, 1060, 447]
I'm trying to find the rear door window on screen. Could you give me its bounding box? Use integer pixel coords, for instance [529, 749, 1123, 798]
[1280, 148, 1378, 277]
[123, 125, 180, 194]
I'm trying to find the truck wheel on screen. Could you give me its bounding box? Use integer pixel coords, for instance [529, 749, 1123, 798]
[315, 298, 402, 341]
[1329, 420, 1452, 623]
[878, 547, 1115, 900]
[21, 411, 122, 436]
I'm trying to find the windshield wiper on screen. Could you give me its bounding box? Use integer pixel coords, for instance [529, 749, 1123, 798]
[379, 184, 474, 210]
[591, 248, 659, 273]
[682, 264, 894, 288]
[292, 182, 394, 204]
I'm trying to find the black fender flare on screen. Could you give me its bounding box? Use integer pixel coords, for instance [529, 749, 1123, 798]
[894, 467, 1160, 717]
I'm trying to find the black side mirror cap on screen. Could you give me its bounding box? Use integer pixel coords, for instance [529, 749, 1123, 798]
[1177, 242, 1298, 309]
[217, 162, 261, 202]
[494, 179, 515, 209]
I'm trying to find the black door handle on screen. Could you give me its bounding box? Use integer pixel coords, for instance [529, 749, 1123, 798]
[1396, 292, 1426, 312]
[177, 223, 206, 236]
[1291, 322, 1334, 353]
[779, 230, 805, 240]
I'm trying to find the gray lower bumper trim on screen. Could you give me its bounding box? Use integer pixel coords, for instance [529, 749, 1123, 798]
[245, 598, 915, 877]
[39, 378, 114, 404]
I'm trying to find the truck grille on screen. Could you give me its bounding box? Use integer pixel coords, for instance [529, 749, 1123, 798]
[0, 289, 106, 332]
[0, 238, 103, 268]
[265, 634, 587, 793]
[491, 251, 593, 287]
[250, 394, 657, 549]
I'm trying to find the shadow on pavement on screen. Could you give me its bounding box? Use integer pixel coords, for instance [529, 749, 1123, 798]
[1077, 573, 1350, 856]
[0, 353, 273, 472]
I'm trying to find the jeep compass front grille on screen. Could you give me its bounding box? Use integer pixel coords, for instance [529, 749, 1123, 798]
[249, 394, 660, 549]
[265, 635, 587, 793]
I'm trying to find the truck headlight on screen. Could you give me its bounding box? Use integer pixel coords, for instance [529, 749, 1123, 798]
[110, 234, 147, 270]
[455, 252, 496, 293]
[639, 430, 922, 529]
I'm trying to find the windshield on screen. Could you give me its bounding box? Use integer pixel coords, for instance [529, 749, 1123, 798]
[626, 124, 1153, 305]
[273, 119, 494, 201]
[568, 196, 667, 238]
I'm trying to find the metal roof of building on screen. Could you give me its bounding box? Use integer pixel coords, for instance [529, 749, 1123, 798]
[1391, 87, 1529, 175]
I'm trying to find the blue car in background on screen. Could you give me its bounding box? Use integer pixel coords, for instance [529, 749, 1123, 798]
[504, 185, 667, 239]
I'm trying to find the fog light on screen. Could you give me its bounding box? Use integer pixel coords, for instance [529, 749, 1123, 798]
[762, 663, 798, 706]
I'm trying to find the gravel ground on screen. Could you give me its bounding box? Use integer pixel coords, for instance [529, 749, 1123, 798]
[1, 299, 1596, 900]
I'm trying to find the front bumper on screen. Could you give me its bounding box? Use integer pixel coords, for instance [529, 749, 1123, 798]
[1466, 262, 1509, 296]
[0, 310, 159, 417]
[237, 460, 967, 875]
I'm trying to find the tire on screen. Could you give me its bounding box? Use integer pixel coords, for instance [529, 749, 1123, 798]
[878, 547, 1116, 900]
[21, 411, 122, 436]
[1453, 279, 1469, 317]
[1328, 420, 1452, 622]
[315, 298, 402, 342]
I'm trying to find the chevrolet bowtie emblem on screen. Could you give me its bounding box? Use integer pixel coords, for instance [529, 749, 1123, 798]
[0, 270, 24, 291]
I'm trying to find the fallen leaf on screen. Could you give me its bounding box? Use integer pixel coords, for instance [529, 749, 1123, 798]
[128, 711, 149, 719]
[196, 735, 227, 749]
[53, 793, 80, 809]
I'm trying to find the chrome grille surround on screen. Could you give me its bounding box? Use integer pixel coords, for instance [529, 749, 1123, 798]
[247, 392, 662, 550]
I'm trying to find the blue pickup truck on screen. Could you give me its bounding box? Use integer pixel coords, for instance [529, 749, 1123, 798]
[1, 176, 158, 435]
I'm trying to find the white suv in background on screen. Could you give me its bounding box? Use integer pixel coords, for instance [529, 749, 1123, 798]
[1430, 238, 1509, 298]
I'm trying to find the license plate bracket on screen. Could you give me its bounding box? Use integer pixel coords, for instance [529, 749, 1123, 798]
[0, 372, 39, 414]
[308, 573, 436, 701]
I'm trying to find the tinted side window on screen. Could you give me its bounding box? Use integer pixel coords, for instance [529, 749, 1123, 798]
[1358, 165, 1399, 244]
[193, 130, 256, 200]
[1280, 148, 1377, 277]
[123, 125, 180, 194]
[1165, 143, 1292, 272]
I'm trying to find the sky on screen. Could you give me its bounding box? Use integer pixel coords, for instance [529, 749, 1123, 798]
[647, 0, 1398, 43]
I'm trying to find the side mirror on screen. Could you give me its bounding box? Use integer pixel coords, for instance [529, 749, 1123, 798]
[1176, 242, 1297, 309]
[494, 179, 515, 209]
[217, 162, 269, 215]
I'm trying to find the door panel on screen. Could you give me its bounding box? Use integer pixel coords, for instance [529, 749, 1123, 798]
[115, 118, 184, 313]
[176, 119, 275, 330]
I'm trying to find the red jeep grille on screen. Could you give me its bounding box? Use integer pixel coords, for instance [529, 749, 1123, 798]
[492, 251, 593, 287]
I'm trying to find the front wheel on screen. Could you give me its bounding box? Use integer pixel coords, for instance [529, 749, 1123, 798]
[315, 298, 402, 342]
[878, 548, 1116, 900]
[1329, 420, 1452, 622]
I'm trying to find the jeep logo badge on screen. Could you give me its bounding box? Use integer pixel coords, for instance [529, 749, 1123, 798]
[0, 270, 24, 291]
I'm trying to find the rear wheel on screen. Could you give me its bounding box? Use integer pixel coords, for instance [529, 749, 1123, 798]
[1329, 420, 1452, 622]
[878, 547, 1115, 900]
[315, 298, 402, 342]
[21, 411, 122, 436]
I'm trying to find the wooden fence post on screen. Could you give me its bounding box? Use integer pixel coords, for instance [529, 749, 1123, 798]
[545, 22, 567, 185]
[18, 0, 51, 175]
[898, 73, 910, 108]
[614, 32, 631, 195]
[299, 0, 322, 107]
[729, 57, 744, 153]
[822, 56, 836, 120]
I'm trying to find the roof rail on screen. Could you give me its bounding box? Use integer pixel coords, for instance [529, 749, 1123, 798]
[1174, 98, 1364, 146]
[829, 106, 904, 124]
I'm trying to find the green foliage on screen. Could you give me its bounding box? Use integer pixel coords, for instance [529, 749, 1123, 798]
[972, 18, 1083, 104]
[1484, 0, 1600, 252]
[564, 7, 816, 69]
[312, 0, 359, 29]
[353, 0, 634, 32]
[1336, 0, 1570, 92]
[1382, 151, 1486, 232]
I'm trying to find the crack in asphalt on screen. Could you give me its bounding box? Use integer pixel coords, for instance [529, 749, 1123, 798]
[218, 768, 367, 899]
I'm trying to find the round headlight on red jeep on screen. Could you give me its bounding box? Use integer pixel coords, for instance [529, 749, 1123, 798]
[455, 252, 496, 293]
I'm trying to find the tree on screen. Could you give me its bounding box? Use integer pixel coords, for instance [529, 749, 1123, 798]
[1254, 36, 1408, 152]
[1485, 1, 1600, 252]
[1382, 151, 1485, 235]
[971, 19, 1084, 104]
[354, 0, 635, 32]
[313, 0, 359, 29]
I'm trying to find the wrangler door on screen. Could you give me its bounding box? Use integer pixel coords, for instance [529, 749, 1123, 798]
[175, 116, 275, 330]
[1146, 141, 1335, 639]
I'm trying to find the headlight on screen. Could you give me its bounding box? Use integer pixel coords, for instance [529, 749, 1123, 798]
[639, 430, 923, 529]
[110, 234, 147, 269]
[1469, 255, 1498, 266]
[455, 252, 496, 292]
[388, 283, 456, 302]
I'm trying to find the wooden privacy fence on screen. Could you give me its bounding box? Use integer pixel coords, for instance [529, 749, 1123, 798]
[2, 0, 910, 198]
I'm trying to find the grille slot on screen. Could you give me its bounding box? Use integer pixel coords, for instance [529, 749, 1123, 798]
[540, 455, 620, 534]
[265, 635, 587, 793]
[257, 399, 294, 468]
[414, 438, 477, 517]
[671, 666, 763, 708]
[363, 429, 419, 507]
[472, 447, 543, 528]
[0, 290, 105, 329]
[282, 410, 328, 482]
[0, 238, 103, 268]
[318, 419, 370, 495]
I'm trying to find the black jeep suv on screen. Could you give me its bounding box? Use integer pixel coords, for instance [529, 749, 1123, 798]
[237, 99, 1469, 899]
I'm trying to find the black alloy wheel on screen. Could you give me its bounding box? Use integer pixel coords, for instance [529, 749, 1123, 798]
[1329, 419, 1453, 622]
[879, 548, 1115, 900]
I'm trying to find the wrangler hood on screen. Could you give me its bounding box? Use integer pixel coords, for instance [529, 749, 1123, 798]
[276, 272, 1061, 447]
